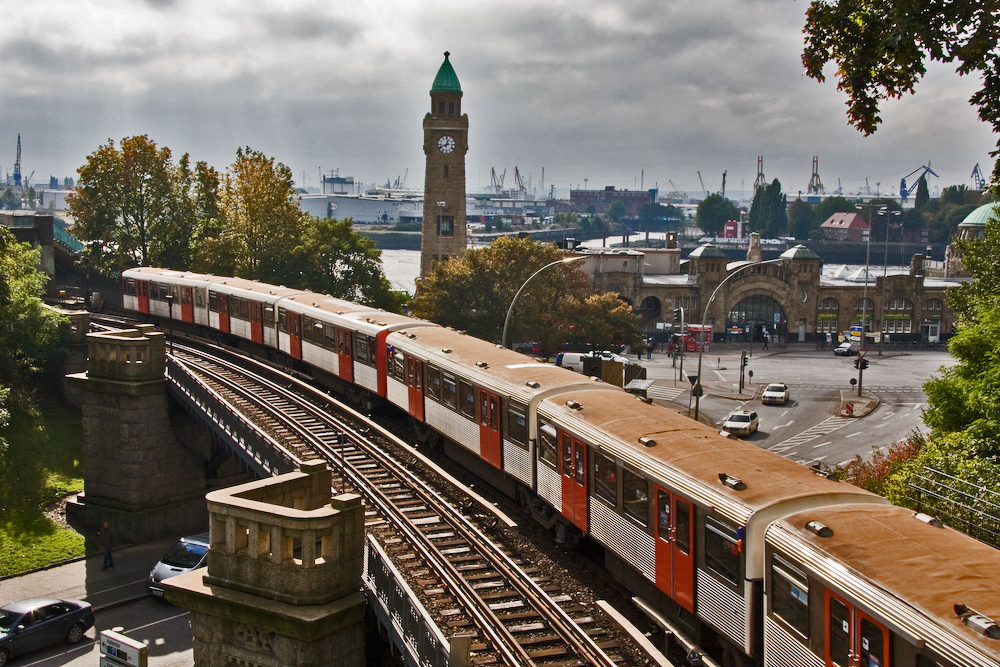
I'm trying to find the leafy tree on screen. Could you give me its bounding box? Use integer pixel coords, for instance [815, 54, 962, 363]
[914, 176, 930, 209]
[812, 195, 859, 224]
[0, 228, 66, 458]
[293, 216, 407, 312]
[605, 200, 626, 227]
[553, 293, 644, 355]
[69, 135, 175, 274]
[696, 194, 738, 235]
[748, 179, 787, 237]
[0, 190, 17, 210]
[195, 147, 305, 283]
[641, 202, 681, 221]
[787, 198, 815, 239]
[411, 236, 640, 356]
[802, 0, 1000, 187]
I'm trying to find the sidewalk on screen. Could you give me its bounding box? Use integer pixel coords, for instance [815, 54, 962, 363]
[0, 537, 178, 611]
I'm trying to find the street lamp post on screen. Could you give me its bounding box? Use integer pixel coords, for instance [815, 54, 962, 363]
[694, 258, 785, 421]
[856, 204, 887, 351]
[878, 208, 901, 355]
[165, 293, 175, 353]
[501, 256, 586, 349]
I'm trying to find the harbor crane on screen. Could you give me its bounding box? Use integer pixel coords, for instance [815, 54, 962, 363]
[697, 171, 707, 198]
[899, 163, 938, 203]
[972, 163, 986, 190]
[490, 167, 506, 195]
[514, 166, 526, 192]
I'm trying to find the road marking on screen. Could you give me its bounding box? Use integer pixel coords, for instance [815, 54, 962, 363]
[646, 384, 684, 401]
[768, 416, 850, 453]
[126, 610, 191, 633]
[845, 432, 862, 438]
[772, 420, 794, 430]
[812, 441, 832, 448]
[881, 411, 896, 420]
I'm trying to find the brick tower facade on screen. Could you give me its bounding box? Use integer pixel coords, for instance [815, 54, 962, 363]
[420, 52, 468, 278]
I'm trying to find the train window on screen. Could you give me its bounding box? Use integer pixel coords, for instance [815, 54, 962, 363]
[657, 490, 671, 537]
[771, 555, 810, 639]
[538, 422, 557, 468]
[561, 435, 572, 475]
[575, 444, 584, 484]
[829, 598, 851, 667]
[150, 282, 161, 300]
[426, 366, 442, 401]
[622, 469, 649, 526]
[124, 279, 136, 296]
[338, 330, 350, 355]
[281, 309, 293, 335]
[324, 324, 336, 350]
[507, 405, 527, 446]
[355, 336, 374, 366]
[594, 451, 617, 506]
[263, 305, 274, 327]
[209, 291, 218, 312]
[314, 321, 325, 345]
[675, 499, 690, 554]
[705, 517, 741, 586]
[240, 298, 250, 320]
[460, 381, 475, 418]
[391, 351, 405, 381]
[195, 288, 205, 308]
[442, 374, 457, 409]
[301, 316, 314, 342]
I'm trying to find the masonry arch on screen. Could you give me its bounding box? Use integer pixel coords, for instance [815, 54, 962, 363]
[726, 294, 787, 342]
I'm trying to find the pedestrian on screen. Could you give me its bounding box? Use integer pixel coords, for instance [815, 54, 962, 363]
[762, 333, 770, 350]
[99, 520, 114, 570]
[637, 350, 642, 362]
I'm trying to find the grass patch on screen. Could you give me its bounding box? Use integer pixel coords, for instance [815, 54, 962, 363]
[0, 398, 86, 577]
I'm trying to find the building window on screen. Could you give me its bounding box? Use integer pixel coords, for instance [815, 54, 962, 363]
[856, 298, 873, 312]
[448, 101, 454, 114]
[438, 101, 445, 113]
[820, 298, 839, 311]
[444, 164, 449, 180]
[438, 215, 454, 237]
[925, 298, 943, 310]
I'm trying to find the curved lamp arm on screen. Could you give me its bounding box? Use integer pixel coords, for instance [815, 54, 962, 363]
[501, 256, 586, 349]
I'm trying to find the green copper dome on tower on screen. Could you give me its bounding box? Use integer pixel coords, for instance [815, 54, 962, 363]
[430, 52, 462, 94]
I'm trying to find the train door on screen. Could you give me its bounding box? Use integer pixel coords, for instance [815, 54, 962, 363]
[288, 311, 302, 359]
[825, 591, 890, 667]
[136, 280, 149, 314]
[406, 357, 424, 421]
[654, 487, 695, 613]
[218, 293, 230, 333]
[338, 330, 353, 382]
[180, 286, 194, 323]
[478, 389, 502, 468]
[560, 433, 587, 532]
[249, 301, 264, 343]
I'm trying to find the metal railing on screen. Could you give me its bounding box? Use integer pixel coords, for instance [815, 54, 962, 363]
[906, 467, 1000, 548]
[54, 225, 84, 253]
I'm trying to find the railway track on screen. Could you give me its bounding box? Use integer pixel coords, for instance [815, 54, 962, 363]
[168, 341, 641, 667]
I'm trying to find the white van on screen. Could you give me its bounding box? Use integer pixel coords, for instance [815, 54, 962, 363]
[555, 352, 590, 372]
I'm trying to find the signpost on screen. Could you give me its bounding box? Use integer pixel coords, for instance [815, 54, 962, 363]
[100, 629, 148, 667]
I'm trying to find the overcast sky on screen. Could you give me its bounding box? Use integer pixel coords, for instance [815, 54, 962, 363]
[2, 0, 994, 203]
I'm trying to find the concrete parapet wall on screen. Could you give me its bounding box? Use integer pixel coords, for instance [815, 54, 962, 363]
[204, 461, 364, 606]
[86, 324, 166, 381]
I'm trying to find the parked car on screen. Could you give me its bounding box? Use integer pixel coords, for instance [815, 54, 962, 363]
[514, 341, 540, 355]
[147, 532, 210, 598]
[761, 382, 790, 405]
[833, 341, 858, 356]
[722, 409, 759, 437]
[0, 597, 94, 666]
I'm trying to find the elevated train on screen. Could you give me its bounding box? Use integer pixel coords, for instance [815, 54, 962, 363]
[122, 267, 1000, 667]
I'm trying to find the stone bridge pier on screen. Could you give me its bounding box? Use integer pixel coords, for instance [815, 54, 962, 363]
[66, 325, 212, 542]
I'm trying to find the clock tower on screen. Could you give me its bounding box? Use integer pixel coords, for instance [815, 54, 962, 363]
[420, 51, 468, 278]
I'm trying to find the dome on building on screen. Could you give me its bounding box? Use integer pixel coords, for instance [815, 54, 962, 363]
[687, 243, 728, 259]
[430, 52, 462, 93]
[780, 244, 822, 261]
[958, 202, 1000, 230]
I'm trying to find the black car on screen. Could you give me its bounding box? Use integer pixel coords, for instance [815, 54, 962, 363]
[833, 341, 858, 356]
[0, 598, 94, 666]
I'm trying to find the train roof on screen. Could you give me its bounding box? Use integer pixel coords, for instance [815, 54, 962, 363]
[388, 326, 605, 399]
[206, 276, 305, 299]
[769, 503, 1000, 665]
[123, 267, 218, 288]
[538, 387, 883, 523]
[281, 293, 430, 334]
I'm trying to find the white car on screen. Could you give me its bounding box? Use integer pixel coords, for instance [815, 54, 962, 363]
[761, 382, 790, 405]
[722, 410, 759, 437]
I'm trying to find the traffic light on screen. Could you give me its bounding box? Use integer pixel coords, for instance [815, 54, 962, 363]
[861, 358, 869, 370]
[742, 352, 748, 368]
[854, 359, 860, 369]
[673, 308, 682, 324]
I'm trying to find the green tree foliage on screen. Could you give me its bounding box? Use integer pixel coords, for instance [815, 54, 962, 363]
[411, 236, 642, 355]
[641, 202, 681, 221]
[748, 179, 787, 237]
[802, 0, 1000, 187]
[787, 198, 815, 239]
[696, 194, 739, 235]
[293, 217, 407, 312]
[812, 195, 859, 224]
[605, 200, 626, 227]
[0, 229, 66, 458]
[914, 176, 930, 209]
[195, 147, 305, 283]
[70, 136, 176, 274]
[553, 292, 645, 355]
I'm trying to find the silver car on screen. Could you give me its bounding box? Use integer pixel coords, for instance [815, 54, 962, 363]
[147, 532, 210, 597]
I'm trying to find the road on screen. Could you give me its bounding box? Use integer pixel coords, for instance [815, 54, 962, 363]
[644, 345, 953, 466]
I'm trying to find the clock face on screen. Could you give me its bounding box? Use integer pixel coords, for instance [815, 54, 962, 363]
[437, 135, 456, 154]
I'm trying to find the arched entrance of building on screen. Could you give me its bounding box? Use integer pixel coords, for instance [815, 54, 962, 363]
[727, 295, 787, 344]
